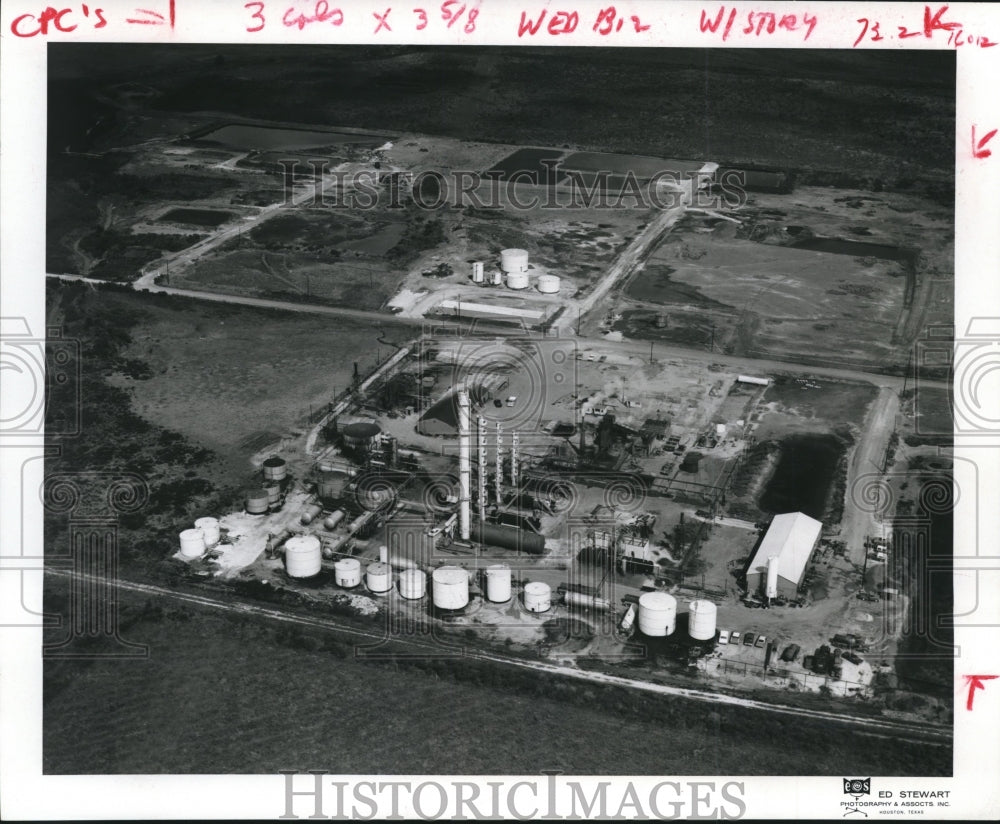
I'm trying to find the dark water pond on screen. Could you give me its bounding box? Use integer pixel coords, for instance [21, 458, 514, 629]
[759, 434, 844, 519]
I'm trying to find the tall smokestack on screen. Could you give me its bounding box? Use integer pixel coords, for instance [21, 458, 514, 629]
[495, 422, 504, 503]
[457, 386, 472, 541]
[477, 416, 488, 516]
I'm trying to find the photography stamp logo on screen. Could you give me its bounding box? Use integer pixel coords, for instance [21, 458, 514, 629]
[844, 778, 871, 797]
[0, 317, 81, 437]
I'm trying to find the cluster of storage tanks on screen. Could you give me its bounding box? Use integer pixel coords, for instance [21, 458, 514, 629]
[177, 517, 221, 559]
[469, 250, 560, 294]
[245, 456, 288, 515]
[634, 592, 718, 644]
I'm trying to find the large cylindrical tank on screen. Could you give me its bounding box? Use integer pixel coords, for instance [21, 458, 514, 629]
[300, 502, 323, 525]
[285, 535, 322, 578]
[323, 509, 345, 530]
[472, 261, 485, 283]
[398, 568, 427, 600]
[316, 471, 349, 502]
[688, 599, 718, 641]
[333, 557, 362, 588]
[245, 489, 269, 515]
[193, 517, 220, 548]
[342, 421, 382, 451]
[178, 528, 205, 559]
[484, 564, 512, 603]
[262, 456, 287, 482]
[506, 271, 530, 290]
[432, 566, 469, 610]
[523, 581, 552, 613]
[536, 274, 560, 294]
[265, 482, 282, 510]
[366, 561, 393, 594]
[766, 555, 780, 599]
[500, 248, 529, 273]
[638, 591, 677, 637]
[474, 522, 545, 554]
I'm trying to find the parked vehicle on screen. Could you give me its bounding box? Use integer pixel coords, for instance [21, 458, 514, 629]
[755, 634, 767, 649]
[718, 630, 730, 645]
[844, 651, 863, 665]
[742, 632, 756, 646]
[780, 644, 801, 662]
[729, 631, 741, 645]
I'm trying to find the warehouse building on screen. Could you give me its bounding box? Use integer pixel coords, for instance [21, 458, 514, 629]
[745, 511, 822, 599]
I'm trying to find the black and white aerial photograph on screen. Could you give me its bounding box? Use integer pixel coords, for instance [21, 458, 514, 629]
[40, 41, 958, 788]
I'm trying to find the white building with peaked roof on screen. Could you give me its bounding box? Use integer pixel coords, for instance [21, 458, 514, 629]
[745, 512, 822, 599]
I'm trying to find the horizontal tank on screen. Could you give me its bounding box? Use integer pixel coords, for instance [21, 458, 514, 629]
[620, 603, 637, 632]
[178, 528, 205, 559]
[638, 591, 677, 637]
[266, 528, 292, 557]
[366, 561, 393, 594]
[323, 509, 345, 531]
[348, 511, 374, 534]
[563, 590, 611, 611]
[398, 568, 426, 600]
[474, 522, 545, 554]
[500, 248, 529, 273]
[523, 581, 551, 613]
[193, 517, 219, 548]
[245, 489, 269, 515]
[506, 271, 530, 290]
[285, 535, 322, 578]
[536, 274, 560, 294]
[300, 503, 323, 525]
[333, 557, 362, 588]
[484, 564, 512, 603]
[388, 553, 419, 570]
[687, 599, 718, 641]
[262, 456, 287, 482]
[432, 566, 469, 610]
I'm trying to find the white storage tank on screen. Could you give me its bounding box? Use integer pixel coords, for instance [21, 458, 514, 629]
[506, 271, 530, 290]
[688, 599, 718, 641]
[262, 456, 287, 482]
[766, 555, 780, 599]
[523, 581, 552, 613]
[366, 561, 393, 595]
[638, 591, 677, 637]
[500, 248, 529, 273]
[333, 557, 362, 588]
[379, 545, 389, 564]
[620, 603, 636, 633]
[285, 535, 322, 578]
[536, 274, 560, 294]
[432, 566, 469, 610]
[398, 568, 427, 600]
[245, 489, 269, 515]
[300, 503, 323, 525]
[490, 270, 503, 286]
[472, 261, 485, 283]
[323, 509, 345, 530]
[178, 528, 206, 559]
[193, 517, 220, 548]
[484, 564, 512, 603]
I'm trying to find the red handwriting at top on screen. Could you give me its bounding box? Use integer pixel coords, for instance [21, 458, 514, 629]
[699, 6, 816, 42]
[518, 7, 648, 37]
[11, 5, 107, 36]
[964, 674, 997, 709]
[283, 0, 343, 30]
[973, 126, 998, 160]
[373, 6, 391, 32]
[125, 0, 175, 26]
[856, 6, 995, 48]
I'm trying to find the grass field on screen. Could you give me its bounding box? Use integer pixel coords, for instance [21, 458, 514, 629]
[42, 586, 949, 776]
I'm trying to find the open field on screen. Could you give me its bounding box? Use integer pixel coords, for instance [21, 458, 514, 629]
[42, 585, 949, 775]
[612, 187, 953, 373]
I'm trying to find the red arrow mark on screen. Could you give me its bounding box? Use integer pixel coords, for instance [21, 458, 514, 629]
[964, 674, 998, 709]
[973, 125, 997, 159]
